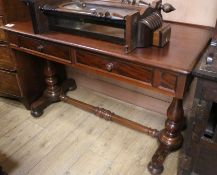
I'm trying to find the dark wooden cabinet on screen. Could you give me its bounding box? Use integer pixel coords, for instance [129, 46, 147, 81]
[0, 69, 21, 97]
[0, 0, 45, 109]
[178, 22, 217, 175]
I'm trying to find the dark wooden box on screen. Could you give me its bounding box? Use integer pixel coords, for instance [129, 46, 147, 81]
[178, 21, 217, 175]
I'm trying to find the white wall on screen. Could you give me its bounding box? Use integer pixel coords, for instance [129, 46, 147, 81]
[162, 0, 217, 27]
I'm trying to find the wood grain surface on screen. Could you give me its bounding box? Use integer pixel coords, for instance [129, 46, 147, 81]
[3, 21, 212, 74]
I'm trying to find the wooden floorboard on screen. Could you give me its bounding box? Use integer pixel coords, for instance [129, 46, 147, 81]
[0, 87, 178, 175]
[0, 120, 43, 163]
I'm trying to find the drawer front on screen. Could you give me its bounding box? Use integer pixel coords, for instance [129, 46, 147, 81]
[160, 71, 177, 90]
[0, 16, 6, 41]
[0, 70, 21, 97]
[19, 36, 71, 62]
[0, 43, 16, 70]
[76, 50, 153, 83]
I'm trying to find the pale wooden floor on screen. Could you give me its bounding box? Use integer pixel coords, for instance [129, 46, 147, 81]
[0, 87, 178, 175]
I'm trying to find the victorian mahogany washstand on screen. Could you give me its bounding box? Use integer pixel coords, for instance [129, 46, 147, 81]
[2, 21, 212, 174]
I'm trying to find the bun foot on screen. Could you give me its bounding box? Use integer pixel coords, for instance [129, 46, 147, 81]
[31, 110, 43, 118]
[148, 162, 164, 175]
[147, 144, 171, 175]
[30, 95, 57, 118]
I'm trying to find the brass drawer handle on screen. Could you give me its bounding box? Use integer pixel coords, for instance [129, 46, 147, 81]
[106, 63, 114, 72]
[36, 45, 44, 52]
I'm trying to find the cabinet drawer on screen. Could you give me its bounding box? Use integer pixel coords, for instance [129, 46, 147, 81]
[0, 70, 21, 97]
[19, 36, 71, 62]
[0, 16, 6, 41]
[0, 43, 16, 70]
[76, 50, 153, 83]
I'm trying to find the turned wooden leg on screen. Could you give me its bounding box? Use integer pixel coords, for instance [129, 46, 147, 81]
[31, 60, 61, 117]
[30, 60, 76, 117]
[148, 98, 184, 174]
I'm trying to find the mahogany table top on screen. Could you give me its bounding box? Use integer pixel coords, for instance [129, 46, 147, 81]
[4, 21, 212, 74]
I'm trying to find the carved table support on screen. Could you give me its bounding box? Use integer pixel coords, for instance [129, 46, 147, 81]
[30, 60, 184, 175]
[60, 94, 159, 137]
[148, 98, 184, 174]
[30, 60, 76, 117]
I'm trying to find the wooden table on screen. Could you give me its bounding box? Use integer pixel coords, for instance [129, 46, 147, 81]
[3, 21, 212, 174]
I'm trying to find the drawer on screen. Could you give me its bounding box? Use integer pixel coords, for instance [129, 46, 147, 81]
[76, 50, 153, 83]
[160, 71, 177, 90]
[0, 16, 6, 41]
[19, 36, 72, 62]
[0, 43, 16, 70]
[0, 69, 21, 97]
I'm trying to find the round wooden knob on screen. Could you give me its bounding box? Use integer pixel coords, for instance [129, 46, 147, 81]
[106, 63, 114, 72]
[37, 45, 44, 52]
